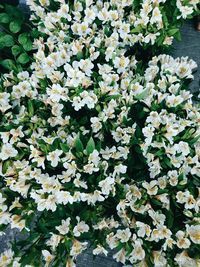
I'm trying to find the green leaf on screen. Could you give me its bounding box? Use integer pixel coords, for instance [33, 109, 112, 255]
[166, 210, 174, 228]
[2, 160, 11, 174]
[86, 137, 95, 154]
[189, 135, 200, 145]
[27, 100, 34, 116]
[23, 40, 32, 51]
[131, 25, 142, 33]
[168, 28, 179, 36]
[17, 53, 30, 65]
[60, 143, 69, 153]
[5, 5, 23, 20]
[18, 33, 29, 45]
[174, 30, 182, 41]
[11, 45, 21, 56]
[135, 88, 149, 100]
[75, 135, 84, 153]
[0, 59, 15, 70]
[9, 20, 21, 33]
[77, 51, 83, 60]
[0, 34, 14, 47]
[0, 13, 10, 23]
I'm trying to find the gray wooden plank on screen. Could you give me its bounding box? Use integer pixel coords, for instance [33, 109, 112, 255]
[172, 20, 200, 93]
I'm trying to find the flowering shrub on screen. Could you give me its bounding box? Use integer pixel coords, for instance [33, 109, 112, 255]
[0, 0, 200, 267]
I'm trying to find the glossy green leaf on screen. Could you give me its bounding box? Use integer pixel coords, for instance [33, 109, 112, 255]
[0, 34, 14, 47]
[18, 33, 29, 45]
[9, 20, 21, 33]
[0, 13, 9, 23]
[135, 88, 149, 100]
[86, 137, 95, 154]
[168, 28, 179, 36]
[23, 40, 33, 51]
[75, 135, 84, 153]
[27, 100, 34, 116]
[17, 53, 30, 64]
[60, 143, 69, 153]
[0, 59, 15, 70]
[11, 45, 21, 56]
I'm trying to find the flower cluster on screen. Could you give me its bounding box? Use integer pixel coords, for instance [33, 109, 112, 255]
[27, 0, 199, 48]
[0, 0, 199, 267]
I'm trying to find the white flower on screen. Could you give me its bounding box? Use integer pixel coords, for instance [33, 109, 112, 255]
[113, 248, 126, 264]
[73, 217, 89, 237]
[72, 96, 84, 111]
[64, 63, 85, 87]
[88, 150, 100, 166]
[153, 251, 167, 267]
[90, 117, 102, 133]
[116, 228, 131, 243]
[66, 258, 76, 267]
[70, 240, 88, 257]
[177, 0, 194, 19]
[168, 170, 179, 186]
[113, 56, 130, 74]
[42, 250, 55, 266]
[148, 210, 166, 226]
[93, 245, 108, 256]
[0, 92, 11, 113]
[186, 225, 200, 244]
[136, 222, 151, 238]
[175, 251, 196, 267]
[84, 7, 96, 23]
[56, 218, 71, 235]
[55, 191, 74, 205]
[142, 180, 158, 195]
[176, 230, 191, 249]
[0, 249, 14, 266]
[47, 150, 63, 167]
[99, 176, 115, 195]
[79, 59, 94, 76]
[130, 241, 145, 262]
[150, 7, 162, 25]
[0, 143, 18, 160]
[46, 234, 62, 251]
[113, 164, 127, 177]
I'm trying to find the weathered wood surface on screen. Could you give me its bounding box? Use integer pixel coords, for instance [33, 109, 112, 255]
[0, 1, 200, 266]
[172, 20, 200, 93]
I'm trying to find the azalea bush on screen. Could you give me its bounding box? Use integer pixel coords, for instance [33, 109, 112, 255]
[0, 0, 200, 267]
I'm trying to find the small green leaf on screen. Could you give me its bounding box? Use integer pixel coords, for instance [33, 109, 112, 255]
[0, 59, 15, 70]
[86, 137, 95, 154]
[166, 210, 174, 228]
[18, 33, 29, 45]
[5, 5, 23, 20]
[131, 26, 142, 33]
[174, 31, 182, 41]
[0, 13, 10, 23]
[2, 160, 11, 174]
[11, 45, 21, 56]
[60, 143, 69, 153]
[27, 100, 34, 116]
[23, 40, 32, 51]
[0, 34, 14, 47]
[17, 53, 30, 64]
[77, 51, 83, 60]
[135, 88, 149, 100]
[168, 28, 179, 36]
[75, 135, 84, 153]
[9, 20, 21, 33]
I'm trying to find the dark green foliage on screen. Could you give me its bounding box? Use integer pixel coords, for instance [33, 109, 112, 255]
[0, 3, 34, 73]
